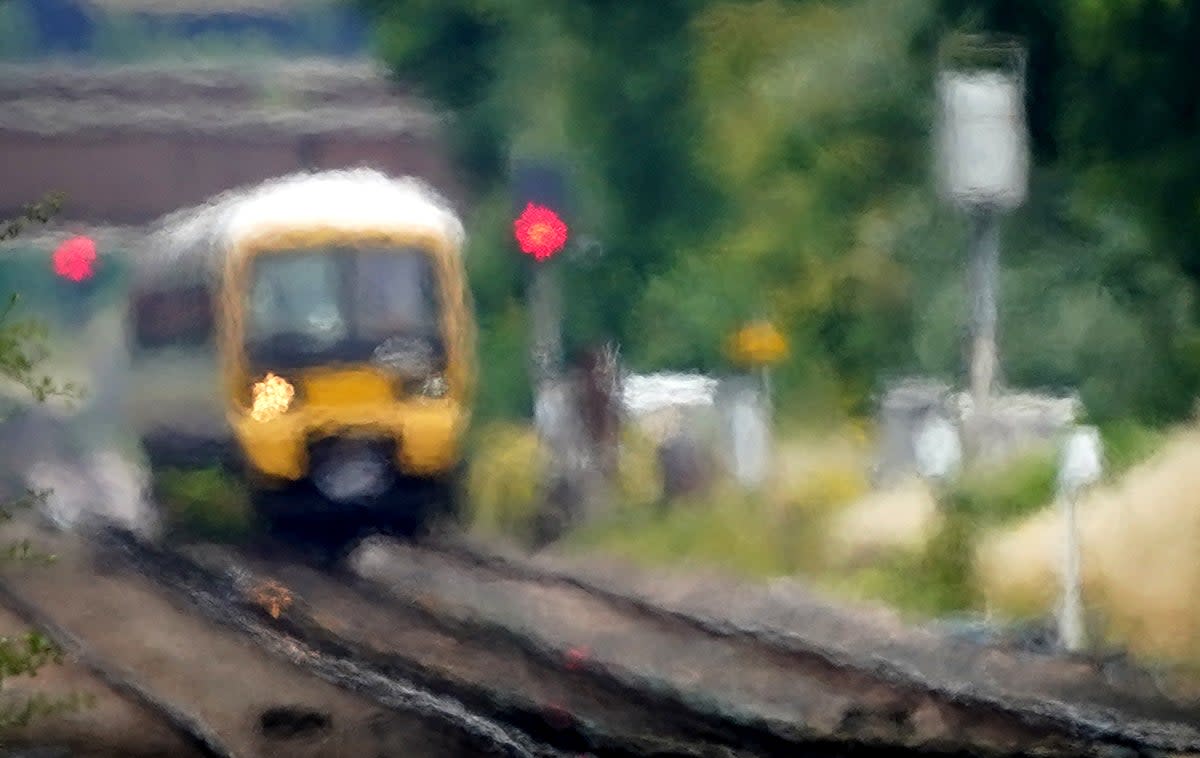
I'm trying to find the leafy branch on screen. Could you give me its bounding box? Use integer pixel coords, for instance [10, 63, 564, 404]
[0, 193, 64, 243]
[0, 191, 92, 731]
[0, 295, 79, 404]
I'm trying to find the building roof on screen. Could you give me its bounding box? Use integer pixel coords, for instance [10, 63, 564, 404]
[0, 58, 400, 101]
[0, 97, 442, 138]
[0, 59, 442, 138]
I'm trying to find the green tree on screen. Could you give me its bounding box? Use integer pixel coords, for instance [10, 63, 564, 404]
[358, 0, 832, 416]
[360, 0, 1200, 424]
[677, 0, 932, 413]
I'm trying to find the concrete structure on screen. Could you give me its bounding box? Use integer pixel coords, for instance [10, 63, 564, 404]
[873, 377, 1079, 486]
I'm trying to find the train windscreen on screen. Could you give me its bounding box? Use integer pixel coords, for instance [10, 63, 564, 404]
[243, 246, 443, 371]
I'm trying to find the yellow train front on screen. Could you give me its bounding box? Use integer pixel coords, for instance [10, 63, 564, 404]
[127, 170, 474, 540]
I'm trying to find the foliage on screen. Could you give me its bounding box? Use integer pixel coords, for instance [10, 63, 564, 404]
[463, 423, 543, 544]
[155, 467, 253, 542]
[1098, 419, 1170, 479]
[0, 197, 91, 730]
[0, 195, 81, 410]
[954, 0, 1200, 277]
[358, 0, 1200, 646]
[564, 429, 870, 579]
[0, 304, 74, 405]
[356, 0, 1200, 429]
[464, 422, 664, 545]
[977, 424, 1200, 665]
[830, 508, 977, 618]
[567, 485, 831, 580]
[0, 631, 94, 730]
[945, 449, 1058, 528]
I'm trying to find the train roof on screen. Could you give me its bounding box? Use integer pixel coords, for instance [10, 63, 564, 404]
[134, 168, 466, 286]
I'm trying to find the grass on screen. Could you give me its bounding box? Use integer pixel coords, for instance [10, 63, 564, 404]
[562, 427, 874, 580]
[977, 422, 1200, 664]
[566, 484, 834, 579]
[154, 466, 254, 542]
[1098, 419, 1169, 479]
[825, 508, 977, 618]
[945, 447, 1058, 528]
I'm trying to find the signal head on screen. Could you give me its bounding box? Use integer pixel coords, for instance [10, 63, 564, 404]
[52, 235, 97, 282]
[514, 202, 569, 262]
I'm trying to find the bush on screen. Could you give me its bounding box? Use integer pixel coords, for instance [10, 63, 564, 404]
[464, 420, 669, 545]
[946, 449, 1058, 528]
[155, 467, 253, 542]
[568, 483, 828, 579]
[1098, 419, 1168, 479]
[977, 425, 1200, 664]
[567, 436, 874, 580]
[464, 424, 543, 544]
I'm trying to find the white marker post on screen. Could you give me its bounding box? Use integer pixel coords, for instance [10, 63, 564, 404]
[728, 380, 770, 491]
[914, 414, 962, 492]
[1056, 426, 1103, 653]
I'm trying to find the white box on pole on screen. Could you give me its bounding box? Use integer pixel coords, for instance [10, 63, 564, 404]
[937, 70, 1030, 211]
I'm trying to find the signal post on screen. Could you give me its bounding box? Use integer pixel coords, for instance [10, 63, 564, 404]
[511, 160, 585, 538]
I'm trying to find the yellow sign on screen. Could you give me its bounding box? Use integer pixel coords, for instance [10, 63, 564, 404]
[726, 321, 788, 366]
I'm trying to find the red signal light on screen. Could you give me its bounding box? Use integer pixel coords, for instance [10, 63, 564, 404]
[52, 236, 96, 282]
[514, 203, 568, 262]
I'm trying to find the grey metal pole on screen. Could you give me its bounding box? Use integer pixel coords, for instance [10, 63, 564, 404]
[529, 263, 564, 402]
[1058, 483, 1086, 652]
[966, 207, 1001, 455]
[529, 261, 579, 537]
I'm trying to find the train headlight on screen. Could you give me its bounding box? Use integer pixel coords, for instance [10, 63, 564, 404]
[250, 373, 295, 422]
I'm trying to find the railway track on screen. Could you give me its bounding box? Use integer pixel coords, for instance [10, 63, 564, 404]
[4, 516, 1199, 757]
[129, 533, 798, 757]
[0, 521, 565, 757]
[100, 529, 570, 758]
[354, 533, 1200, 757]
[179, 533, 933, 757]
[5, 519, 950, 757]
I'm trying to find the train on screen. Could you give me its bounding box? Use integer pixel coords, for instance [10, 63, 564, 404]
[123, 169, 476, 541]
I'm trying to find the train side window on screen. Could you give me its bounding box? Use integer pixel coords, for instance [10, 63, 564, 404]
[130, 284, 215, 350]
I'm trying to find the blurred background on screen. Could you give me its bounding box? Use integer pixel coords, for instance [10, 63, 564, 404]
[2, 0, 1200, 673]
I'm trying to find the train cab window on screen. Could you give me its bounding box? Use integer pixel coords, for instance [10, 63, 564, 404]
[130, 283, 214, 350]
[246, 253, 347, 349]
[242, 246, 445, 370]
[351, 248, 441, 340]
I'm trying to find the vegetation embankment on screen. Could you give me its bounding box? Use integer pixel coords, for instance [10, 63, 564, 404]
[463, 417, 1200, 671]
